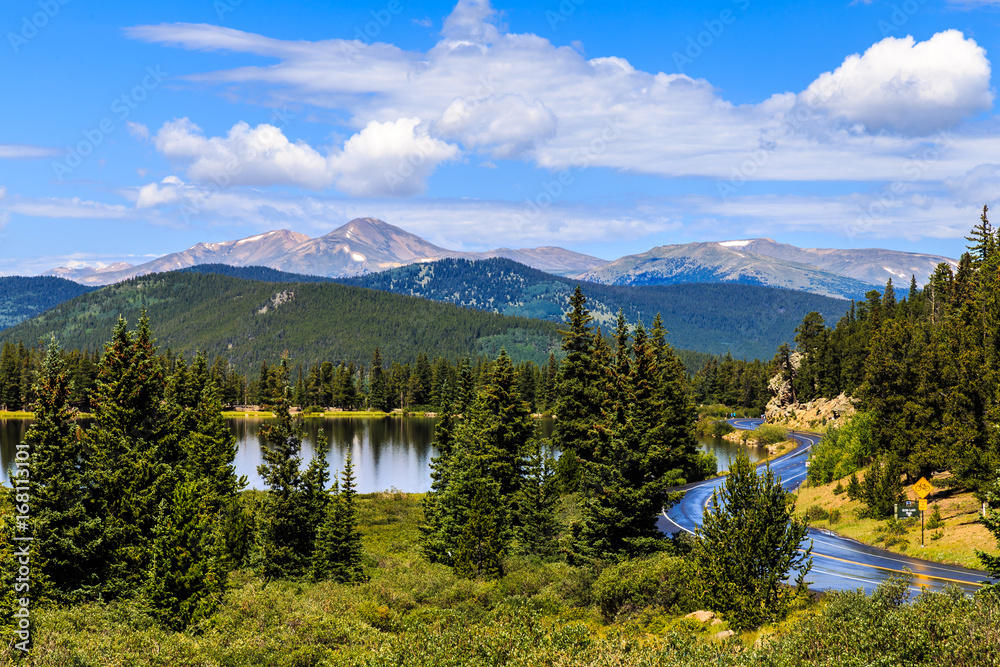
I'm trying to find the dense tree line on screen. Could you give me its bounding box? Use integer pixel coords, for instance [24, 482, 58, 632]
[799, 209, 1000, 501]
[336, 256, 852, 360]
[0, 315, 363, 643]
[420, 288, 716, 580]
[0, 276, 94, 331]
[688, 352, 773, 413]
[0, 271, 564, 370]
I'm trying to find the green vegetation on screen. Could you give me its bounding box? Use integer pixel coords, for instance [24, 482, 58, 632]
[5, 491, 999, 665]
[0, 271, 563, 369]
[335, 256, 853, 360]
[694, 454, 811, 631]
[0, 276, 94, 331]
[696, 417, 735, 438]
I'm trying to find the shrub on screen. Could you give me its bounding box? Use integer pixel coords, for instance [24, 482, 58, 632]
[753, 424, 789, 446]
[828, 508, 841, 525]
[696, 417, 735, 438]
[833, 481, 845, 495]
[846, 472, 861, 500]
[926, 504, 945, 530]
[930, 530, 944, 541]
[805, 505, 830, 522]
[591, 553, 699, 620]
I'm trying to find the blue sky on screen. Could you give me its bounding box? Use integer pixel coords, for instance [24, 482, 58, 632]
[2, 0, 1000, 275]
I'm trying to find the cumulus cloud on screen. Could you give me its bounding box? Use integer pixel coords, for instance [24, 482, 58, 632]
[436, 94, 557, 158]
[154, 118, 334, 189]
[441, 0, 500, 46]
[148, 117, 458, 197]
[329, 118, 459, 196]
[800, 30, 993, 134]
[131, 3, 999, 184]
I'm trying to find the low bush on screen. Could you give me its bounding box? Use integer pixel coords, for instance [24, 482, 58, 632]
[592, 553, 699, 620]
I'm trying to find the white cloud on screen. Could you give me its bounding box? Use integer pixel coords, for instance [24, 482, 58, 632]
[436, 94, 557, 158]
[136, 175, 189, 208]
[329, 118, 459, 196]
[441, 0, 501, 46]
[944, 163, 1000, 205]
[127, 122, 150, 140]
[153, 118, 334, 189]
[1, 196, 129, 219]
[0, 186, 6, 199]
[0, 144, 60, 159]
[130, 4, 997, 183]
[149, 117, 458, 197]
[800, 30, 993, 134]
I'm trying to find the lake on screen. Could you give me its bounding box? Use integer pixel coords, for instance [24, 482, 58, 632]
[1, 417, 761, 492]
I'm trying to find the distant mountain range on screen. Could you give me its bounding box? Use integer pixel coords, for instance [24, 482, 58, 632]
[0, 271, 566, 368]
[577, 240, 957, 300]
[332, 257, 853, 360]
[46, 218, 608, 285]
[43, 218, 958, 301]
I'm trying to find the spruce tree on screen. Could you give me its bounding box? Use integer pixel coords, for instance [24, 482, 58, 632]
[553, 286, 601, 489]
[256, 361, 332, 579]
[454, 482, 506, 579]
[147, 479, 226, 631]
[695, 454, 812, 630]
[85, 313, 169, 598]
[513, 436, 560, 559]
[25, 338, 101, 602]
[312, 452, 364, 583]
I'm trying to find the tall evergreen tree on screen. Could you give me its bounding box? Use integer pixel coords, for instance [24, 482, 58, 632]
[85, 313, 169, 598]
[25, 338, 101, 602]
[147, 479, 227, 630]
[312, 452, 364, 583]
[552, 286, 601, 489]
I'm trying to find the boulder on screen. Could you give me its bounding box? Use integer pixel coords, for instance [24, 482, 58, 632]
[714, 630, 735, 640]
[683, 610, 716, 623]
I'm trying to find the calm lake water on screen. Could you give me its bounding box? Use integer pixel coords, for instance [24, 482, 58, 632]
[1, 417, 761, 492]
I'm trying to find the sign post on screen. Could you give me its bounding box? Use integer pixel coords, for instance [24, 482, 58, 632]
[914, 477, 934, 547]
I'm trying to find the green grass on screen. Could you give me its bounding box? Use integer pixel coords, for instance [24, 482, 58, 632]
[8, 493, 1000, 666]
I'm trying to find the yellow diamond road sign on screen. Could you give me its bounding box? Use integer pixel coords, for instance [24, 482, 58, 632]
[914, 477, 933, 499]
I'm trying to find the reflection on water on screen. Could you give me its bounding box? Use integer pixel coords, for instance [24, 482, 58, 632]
[2, 416, 760, 491]
[697, 432, 764, 472]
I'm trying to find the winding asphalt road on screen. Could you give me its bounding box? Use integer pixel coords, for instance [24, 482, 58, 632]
[658, 419, 993, 595]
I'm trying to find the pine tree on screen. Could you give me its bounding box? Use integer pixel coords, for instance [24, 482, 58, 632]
[256, 361, 332, 579]
[553, 286, 601, 489]
[147, 479, 227, 631]
[312, 452, 364, 582]
[454, 482, 506, 579]
[695, 454, 812, 630]
[85, 313, 169, 598]
[25, 338, 101, 602]
[513, 436, 559, 559]
[369, 347, 389, 412]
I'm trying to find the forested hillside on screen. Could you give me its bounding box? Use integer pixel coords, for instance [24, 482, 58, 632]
[790, 208, 1000, 502]
[0, 276, 94, 330]
[0, 272, 563, 369]
[334, 257, 851, 360]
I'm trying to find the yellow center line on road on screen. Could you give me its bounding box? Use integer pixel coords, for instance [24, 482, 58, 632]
[811, 551, 983, 588]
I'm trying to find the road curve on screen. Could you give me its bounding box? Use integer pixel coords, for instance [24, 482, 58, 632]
[659, 419, 993, 595]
